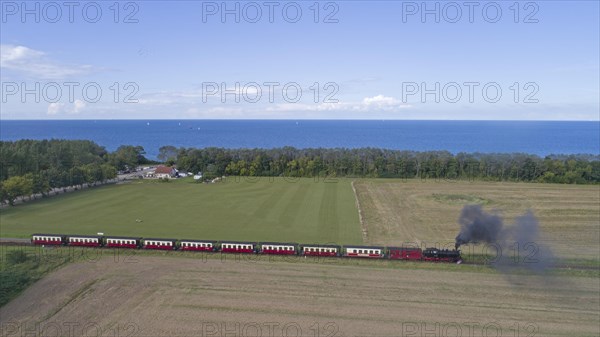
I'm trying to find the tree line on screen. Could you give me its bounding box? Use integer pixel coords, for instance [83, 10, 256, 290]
[2, 140, 598, 206]
[0, 140, 151, 205]
[166, 146, 600, 184]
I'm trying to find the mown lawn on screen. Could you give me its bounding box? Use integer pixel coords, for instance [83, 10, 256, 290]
[0, 177, 362, 244]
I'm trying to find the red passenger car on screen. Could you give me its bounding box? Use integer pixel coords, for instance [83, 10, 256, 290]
[300, 244, 340, 257]
[259, 242, 297, 255]
[31, 234, 64, 246]
[344, 246, 385, 258]
[221, 241, 256, 254]
[105, 236, 141, 249]
[142, 238, 177, 250]
[388, 247, 423, 260]
[67, 235, 103, 247]
[180, 240, 217, 252]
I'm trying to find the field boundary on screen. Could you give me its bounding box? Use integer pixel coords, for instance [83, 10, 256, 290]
[351, 180, 368, 243]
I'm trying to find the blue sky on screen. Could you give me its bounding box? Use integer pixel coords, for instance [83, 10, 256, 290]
[1, 0, 599, 120]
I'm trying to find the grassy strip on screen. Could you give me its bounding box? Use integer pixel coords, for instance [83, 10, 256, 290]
[0, 245, 74, 307]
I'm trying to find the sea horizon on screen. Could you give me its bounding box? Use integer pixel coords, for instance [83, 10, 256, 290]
[2, 119, 598, 160]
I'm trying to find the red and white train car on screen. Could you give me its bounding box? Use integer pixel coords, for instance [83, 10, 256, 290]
[388, 247, 423, 260]
[259, 242, 297, 255]
[105, 236, 140, 249]
[142, 238, 177, 250]
[221, 241, 256, 254]
[67, 235, 103, 247]
[300, 244, 340, 257]
[344, 246, 385, 258]
[180, 240, 217, 252]
[31, 233, 64, 246]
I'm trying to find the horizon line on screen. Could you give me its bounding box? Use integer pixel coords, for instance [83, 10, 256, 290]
[1, 118, 599, 122]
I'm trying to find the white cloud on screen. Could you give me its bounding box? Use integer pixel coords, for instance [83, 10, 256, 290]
[1, 44, 94, 79]
[266, 95, 411, 113]
[73, 99, 86, 113]
[362, 95, 402, 108]
[46, 103, 62, 115]
[46, 100, 86, 115]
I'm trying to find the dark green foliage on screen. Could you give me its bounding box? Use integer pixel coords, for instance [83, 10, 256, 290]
[172, 147, 599, 184]
[0, 247, 74, 307]
[6, 250, 28, 265]
[0, 140, 140, 204]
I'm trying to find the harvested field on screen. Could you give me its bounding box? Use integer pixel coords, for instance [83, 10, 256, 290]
[354, 180, 600, 260]
[1, 255, 598, 337]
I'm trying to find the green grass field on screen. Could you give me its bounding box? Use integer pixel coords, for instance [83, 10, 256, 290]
[0, 177, 362, 244]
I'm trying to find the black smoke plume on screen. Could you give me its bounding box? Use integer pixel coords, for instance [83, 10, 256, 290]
[454, 205, 555, 276]
[455, 205, 503, 249]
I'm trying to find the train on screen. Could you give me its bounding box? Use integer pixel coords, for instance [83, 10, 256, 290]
[31, 233, 462, 263]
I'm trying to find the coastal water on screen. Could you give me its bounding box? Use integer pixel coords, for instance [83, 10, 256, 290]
[1, 120, 598, 159]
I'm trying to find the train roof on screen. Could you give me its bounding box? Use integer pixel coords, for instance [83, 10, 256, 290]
[300, 244, 341, 248]
[66, 234, 103, 239]
[344, 245, 385, 249]
[387, 246, 422, 250]
[179, 239, 218, 243]
[32, 233, 65, 236]
[104, 236, 142, 240]
[220, 240, 258, 244]
[259, 242, 298, 246]
[142, 238, 178, 242]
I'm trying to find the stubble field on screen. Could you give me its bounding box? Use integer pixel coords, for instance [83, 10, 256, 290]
[1, 254, 598, 337]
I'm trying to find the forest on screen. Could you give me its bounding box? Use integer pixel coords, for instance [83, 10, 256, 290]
[0, 140, 147, 205]
[1, 140, 598, 205]
[168, 146, 600, 184]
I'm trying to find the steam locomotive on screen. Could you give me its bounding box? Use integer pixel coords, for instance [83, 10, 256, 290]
[31, 233, 462, 263]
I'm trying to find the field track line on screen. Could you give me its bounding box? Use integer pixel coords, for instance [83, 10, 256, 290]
[351, 180, 368, 243]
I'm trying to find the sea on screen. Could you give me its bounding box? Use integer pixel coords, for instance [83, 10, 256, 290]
[1, 120, 598, 160]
